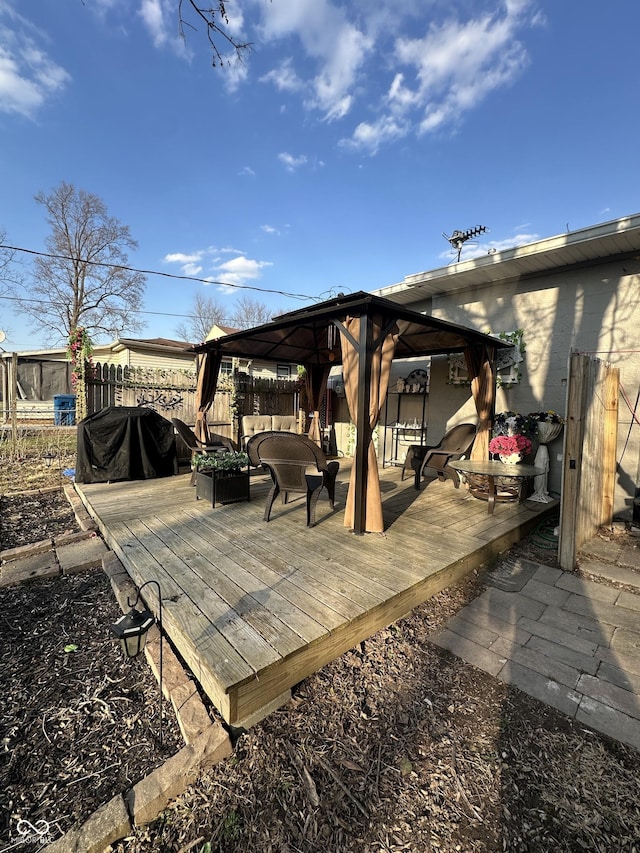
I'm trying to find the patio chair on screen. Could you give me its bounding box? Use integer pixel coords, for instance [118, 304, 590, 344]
[403, 422, 477, 490]
[246, 430, 291, 468]
[171, 418, 237, 485]
[255, 432, 340, 526]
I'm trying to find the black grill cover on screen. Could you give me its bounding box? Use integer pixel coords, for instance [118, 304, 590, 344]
[76, 407, 177, 484]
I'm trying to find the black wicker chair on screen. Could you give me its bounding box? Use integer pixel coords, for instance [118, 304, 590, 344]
[402, 423, 477, 490]
[171, 418, 237, 485]
[245, 430, 291, 468]
[254, 432, 340, 526]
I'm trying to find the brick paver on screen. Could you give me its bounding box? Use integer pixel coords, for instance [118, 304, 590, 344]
[519, 578, 571, 607]
[576, 697, 640, 751]
[429, 553, 640, 750]
[429, 628, 507, 677]
[496, 661, 582, 718]
[517, 615, 598, 656]
[554, 573, 621, 603]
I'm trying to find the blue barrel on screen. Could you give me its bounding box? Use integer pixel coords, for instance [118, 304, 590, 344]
[54, 394, 77, 425]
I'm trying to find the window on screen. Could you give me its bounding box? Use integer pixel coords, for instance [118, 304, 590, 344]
[276, 364, 291, 378]
[219, 359, 233, 376]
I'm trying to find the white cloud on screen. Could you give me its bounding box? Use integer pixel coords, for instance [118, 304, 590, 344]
[487, 232, 540, 252]
[278, 152, 308, 172]
[0, 3, 71, 118]
[82, 0, 542, 155]
[343, 114, 408, 155]
[164, 251, 204, 265]
[261, 225, 279, 235]
[260, 58, 302, 93]
[163, 246, 272, 291]
[138, 0, 167, 48]
[212, 255, 273, 291]
[136, 0, 191, 58]
[255, 0, 373, 121]
[248, 0, 540, 153]
[379, 3, 535, 143]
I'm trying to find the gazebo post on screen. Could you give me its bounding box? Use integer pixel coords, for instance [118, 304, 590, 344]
[353, 310, 373, 535]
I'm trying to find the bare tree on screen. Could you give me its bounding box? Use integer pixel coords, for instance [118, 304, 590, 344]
[0, 229, 24, 342]
[179, 0, 254, 66]
[0, 228, 22, 290]
[232, 295, 273, 329]
[12, 182, 146, 345]
[174, 291, 227, 342]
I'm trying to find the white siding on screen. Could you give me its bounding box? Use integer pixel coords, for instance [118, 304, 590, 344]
[404, 261, 640, 512]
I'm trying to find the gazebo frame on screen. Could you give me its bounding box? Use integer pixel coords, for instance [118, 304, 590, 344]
[193, 291, 510, 535]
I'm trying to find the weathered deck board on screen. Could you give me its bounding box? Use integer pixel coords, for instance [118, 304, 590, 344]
[163, 510, 328, 645]
[76, 460, 558, 726]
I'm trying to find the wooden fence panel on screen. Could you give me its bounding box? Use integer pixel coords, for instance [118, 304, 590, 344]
[559, 353, 619, 569]
[235, 375, 299, 419]
[85, 367, 299, 446]
[87, 363, 199, 423]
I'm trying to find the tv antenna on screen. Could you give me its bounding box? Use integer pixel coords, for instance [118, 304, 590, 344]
[443, 225, 488, 262]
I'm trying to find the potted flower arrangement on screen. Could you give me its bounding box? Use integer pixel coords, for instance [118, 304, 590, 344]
[195, 451, 250, 506]
[527, 410, 565, 445]
[490, 411, 539, 464]
[493, 411, 539, 441]
[488, 433, 532, 464]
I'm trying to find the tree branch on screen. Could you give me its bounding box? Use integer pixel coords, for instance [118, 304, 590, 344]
[179, 0, 253, 66]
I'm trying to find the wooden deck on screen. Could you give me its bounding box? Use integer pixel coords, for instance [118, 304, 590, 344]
[75, 461, 558, 728]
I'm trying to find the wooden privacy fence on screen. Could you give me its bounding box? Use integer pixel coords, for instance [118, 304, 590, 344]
[86, 364, 300, 445]
[87, 363, 199, 423]
[559, 352, 619, 570]
[234, 374, 301, 419]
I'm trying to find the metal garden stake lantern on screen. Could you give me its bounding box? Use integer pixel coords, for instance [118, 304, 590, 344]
[110, 605, 155, 658]
[110, 580, 164, 744]
[43, 451, 56, 468]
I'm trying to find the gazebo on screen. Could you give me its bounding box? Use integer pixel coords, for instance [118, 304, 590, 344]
[193, 292, 510, 535]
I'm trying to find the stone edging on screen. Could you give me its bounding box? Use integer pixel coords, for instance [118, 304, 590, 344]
[43, 550, 233, 852]
[1, 486, 233, 852]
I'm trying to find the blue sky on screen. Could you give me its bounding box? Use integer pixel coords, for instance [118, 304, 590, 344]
[1, 0, 638, 350]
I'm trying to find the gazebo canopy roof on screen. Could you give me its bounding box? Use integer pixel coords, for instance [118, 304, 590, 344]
[193, 291, 510, 364]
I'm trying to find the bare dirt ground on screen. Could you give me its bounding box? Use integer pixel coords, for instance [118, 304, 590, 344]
[1, 482, 639, 852]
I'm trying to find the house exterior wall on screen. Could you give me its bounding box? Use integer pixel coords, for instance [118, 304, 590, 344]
[1, 342, 197, 423]
[103, 348, 196, 373]
[242, 360, 296, 380]
[404, 260, 640, 515]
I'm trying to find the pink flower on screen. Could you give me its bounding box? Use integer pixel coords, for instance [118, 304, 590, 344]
[489, 434, 532, 456]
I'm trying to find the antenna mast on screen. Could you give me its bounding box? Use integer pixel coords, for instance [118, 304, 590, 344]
[443, 225, 488, 262]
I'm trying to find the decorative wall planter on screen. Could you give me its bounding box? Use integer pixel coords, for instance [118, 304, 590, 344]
[195, 468, 250, 507]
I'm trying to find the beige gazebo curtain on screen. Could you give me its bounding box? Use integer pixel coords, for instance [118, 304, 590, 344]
[340, 314, 398, 533]
[194, 349, 222, 443]
[464, 344, 496, 461]
[305, 363, 331, 446]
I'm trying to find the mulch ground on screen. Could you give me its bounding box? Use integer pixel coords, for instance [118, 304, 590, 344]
[0, 490, 183, 847]
[2, 488, 639, 852]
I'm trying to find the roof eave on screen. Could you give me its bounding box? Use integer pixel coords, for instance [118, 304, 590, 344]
[375, 213, 640, 304]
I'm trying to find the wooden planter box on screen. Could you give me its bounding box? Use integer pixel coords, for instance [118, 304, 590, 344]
[195, 468, 250, 507]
